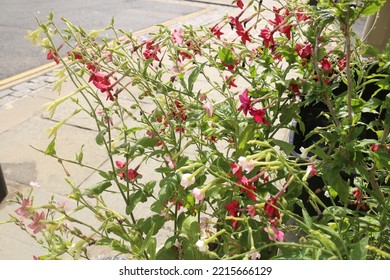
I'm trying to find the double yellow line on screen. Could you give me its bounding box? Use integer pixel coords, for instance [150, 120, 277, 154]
[0, 7, 213, 91]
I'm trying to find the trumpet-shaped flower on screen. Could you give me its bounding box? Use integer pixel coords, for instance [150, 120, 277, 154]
[180, 173, 196, 188]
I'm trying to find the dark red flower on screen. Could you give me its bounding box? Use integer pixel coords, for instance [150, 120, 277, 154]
[264, 197, 280, 219]
[225, 200, 240, 229]
[239, 177, 257, 201]
[143, 40, 160, 61]
[320, 57, 331, 71]
[47, 49, 60, 64]
[296, 9, 310, 22]
[236, 0, 244, 9]
[296, 43, 312, 59]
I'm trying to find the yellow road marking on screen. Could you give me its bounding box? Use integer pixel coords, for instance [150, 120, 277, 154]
[0, 7, 213, 91]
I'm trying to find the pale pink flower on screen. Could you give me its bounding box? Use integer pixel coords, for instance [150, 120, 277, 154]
[192, 188, 205, 202]
[238, 156, 255, 173]
[247, 204, 256, 218]
[202, 102, 214, 118]
[172, 28, 185, 45]
[249, 251, 261, 260]
[180, 173, 195, 188]
[56, 199, 71, 211]
[29, 181, 41, 188]
[164, 154, 176, 169]
[28, 211, 46, 234]
[264, 225, 284, 242]
[15, 198, 32, 220]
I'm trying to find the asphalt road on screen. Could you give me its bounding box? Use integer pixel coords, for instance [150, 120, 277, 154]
[0, 0, 202, 80]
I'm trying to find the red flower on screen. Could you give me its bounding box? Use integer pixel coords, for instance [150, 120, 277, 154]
[264, 197, 280, 219]
[259, 27, 275, 47]
[249, 107, 269, 125]
[237, 89, 251, 115]
[225, 200, 240, 229]
[225, 76, 237, 89]
[143, 40, 160, 61]
[296, 9, 311, 22]
[239, 177, 257, 201]
[296, 43, 312, 59]
[320, 57, 331, 71]
[88, 72, 114, 101]
[230, 162, 242, 178]
[115, 160, 127, 169]
[236, 0, 244, 9]
[210, 25, 224, 39]
[47, 49, 60, 64]
[307, 164, 318, 177]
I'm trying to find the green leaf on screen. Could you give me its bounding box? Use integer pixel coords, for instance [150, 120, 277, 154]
[139, 224, 155, 256]
[126, 190, 147, 215]
[181, 216, 200, 243]
[218, 46, 235, 66]
[350, 236, 369, 260]
[238, 125, 255, 155]
[302, 208, 313, 229]
[361, 0, 386, 16]
[188, 63, 205, 94]
[271, 139, 295, 155]
[140, 215, 165, 235]
[137, 137, 158, 148]
[96, 130, 106, 145]
[83, 180, 112, 196]
[75, 145, 84, 164]
[45, 138, 57, 156]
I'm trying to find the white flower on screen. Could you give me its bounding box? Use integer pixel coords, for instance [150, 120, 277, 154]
[299, 147, 308, 159]
[192, 188, 205, 202]
[29, 181, 41, 188]
[180, 173, 195, 188]
[238, 156, 255, 173]
[196, 239, 208, 252]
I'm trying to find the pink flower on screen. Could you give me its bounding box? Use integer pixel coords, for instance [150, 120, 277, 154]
[28, 211, 46, 234]
[192, 188, 205, 202]
[180, 173, 195, 188]
[264, 225, 284, 242]
[237, 89, 251, 116]
[115, 160, 127, 169]
[238, 156, 255, 173]
[229, 162, 242, 178]
[202, 102, 214, 118]
[247, 205, 256, 218]
[163, 155, 176, 169]
[29, 181, 41, 188]
[307, 164, 318, 177]
[172, 28, 185, 45]
[15, 198, 32, 220]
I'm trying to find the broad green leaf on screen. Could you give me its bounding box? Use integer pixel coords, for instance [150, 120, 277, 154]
[350, 236, 369, 260]
[126, 190, 147, 215]
[83, 180, 112, 196]
[238, 125, 255, 155]
[218, 46, 235, 66]
[181, 216, 200, 243]
[361, 0, 386, 16]
[96, 130, 106, 145]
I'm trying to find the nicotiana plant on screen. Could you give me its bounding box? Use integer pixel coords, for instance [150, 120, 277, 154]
[3, 0, 389, 259]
